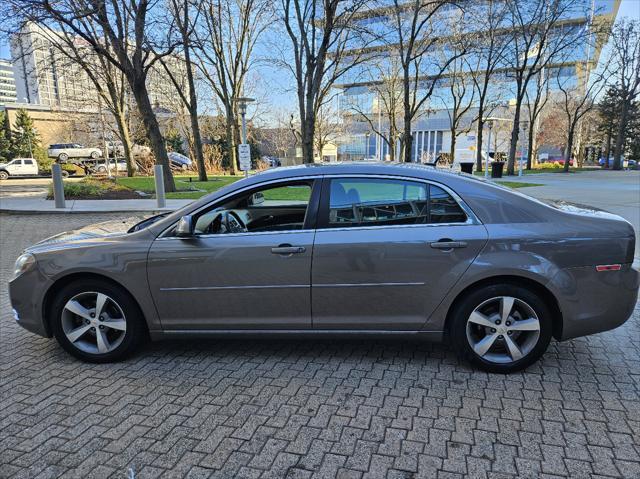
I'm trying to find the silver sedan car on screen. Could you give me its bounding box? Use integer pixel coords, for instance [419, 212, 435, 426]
[9, 163, 639, 373]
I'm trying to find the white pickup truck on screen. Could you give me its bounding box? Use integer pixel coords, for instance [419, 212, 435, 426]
[0, 158, 40, 180]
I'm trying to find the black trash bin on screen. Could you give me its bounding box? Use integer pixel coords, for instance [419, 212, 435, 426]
[491, 161, 504, 178]
[460, 162, 474, 174]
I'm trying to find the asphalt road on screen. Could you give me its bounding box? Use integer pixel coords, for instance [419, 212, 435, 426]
[1, 213, 640, 478]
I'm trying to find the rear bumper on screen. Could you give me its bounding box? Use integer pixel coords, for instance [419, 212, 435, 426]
[554, 264, 639, 341]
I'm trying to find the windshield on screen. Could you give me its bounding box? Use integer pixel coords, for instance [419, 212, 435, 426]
[128, 212, 170, 233]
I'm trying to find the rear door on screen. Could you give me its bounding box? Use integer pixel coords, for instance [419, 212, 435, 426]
[311, 176, 487, 330]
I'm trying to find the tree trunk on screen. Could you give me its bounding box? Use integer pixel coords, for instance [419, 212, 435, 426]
[387, 136, 394, 162]
[526, 121, 535, 170]
[183, 37, 207, 181]
[131, 79, 175, 191]
[563, 125, 575, 173]
[612, 98, 629, 170]
[507, 101, 523, 175]
[603, 127, 612, 169]
[403, 71, 413, 162]
[115, 110, 135, 177]
[449, 131, 456, 165]
[475, 119, 484, 172]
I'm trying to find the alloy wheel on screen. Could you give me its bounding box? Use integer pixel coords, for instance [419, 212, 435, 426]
[465, 296, 540, 364]
[61, 292, 127, 354]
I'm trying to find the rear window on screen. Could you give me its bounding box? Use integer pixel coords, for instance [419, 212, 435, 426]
[327, 178, 467, 228]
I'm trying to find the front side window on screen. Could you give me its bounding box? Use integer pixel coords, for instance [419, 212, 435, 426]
[327, 178, 466, 228]
[191, 181, 313, 235]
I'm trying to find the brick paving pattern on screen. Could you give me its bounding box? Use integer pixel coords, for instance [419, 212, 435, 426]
[1, 213, 639, 478]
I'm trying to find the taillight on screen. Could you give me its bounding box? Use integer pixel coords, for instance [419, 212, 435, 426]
[596, 264, 622, 272]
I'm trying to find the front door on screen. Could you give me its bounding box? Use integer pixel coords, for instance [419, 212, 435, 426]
[148, 179, 319, 330]
[311, 177, 488, 330]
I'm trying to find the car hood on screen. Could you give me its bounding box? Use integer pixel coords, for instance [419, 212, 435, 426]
[29, 216, 147, 249]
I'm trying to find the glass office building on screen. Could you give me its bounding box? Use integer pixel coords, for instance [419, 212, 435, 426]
[335, 0, 621, 162]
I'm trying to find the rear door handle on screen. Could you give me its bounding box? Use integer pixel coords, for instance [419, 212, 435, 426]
[430, 240, 467, 249]
[271, 244, 306, 255]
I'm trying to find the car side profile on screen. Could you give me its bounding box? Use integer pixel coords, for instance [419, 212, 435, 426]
[9, 163, 639, 373]
[47, 143, 102, 161]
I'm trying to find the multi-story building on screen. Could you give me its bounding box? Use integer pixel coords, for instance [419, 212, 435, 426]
[336, 0, 621, 163]
[11, 22, 187, 112]
[0, 59, 17, 105]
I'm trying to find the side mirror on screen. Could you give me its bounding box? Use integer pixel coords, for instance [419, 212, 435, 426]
[175, 215, 194, 237]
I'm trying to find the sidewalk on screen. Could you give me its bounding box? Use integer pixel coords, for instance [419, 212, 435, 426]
[0, 197, 192, 213]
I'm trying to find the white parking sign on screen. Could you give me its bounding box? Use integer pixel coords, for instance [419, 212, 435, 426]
[238, 144, 251, 171]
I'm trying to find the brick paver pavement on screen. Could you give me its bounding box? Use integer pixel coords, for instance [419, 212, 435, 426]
[1, 213, 639, 479]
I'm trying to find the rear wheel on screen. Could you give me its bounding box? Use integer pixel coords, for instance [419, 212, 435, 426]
[90, 151, 100, 159]
[50, 279, 146, 362]
[450, 283, 553, 373]
[58, 153, 68, 161]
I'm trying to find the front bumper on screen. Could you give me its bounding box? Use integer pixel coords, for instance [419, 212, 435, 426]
[554, 264, 639, 341]
[8, 265, 53, 338]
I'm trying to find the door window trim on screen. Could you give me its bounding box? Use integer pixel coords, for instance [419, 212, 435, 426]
[316, 174, 481, 231]
[158, 176, 323, 240]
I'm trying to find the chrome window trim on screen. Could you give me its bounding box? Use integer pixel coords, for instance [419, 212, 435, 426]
[158, 172, 481, 240]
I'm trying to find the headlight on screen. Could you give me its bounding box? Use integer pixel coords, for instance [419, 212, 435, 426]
[14, 253, 36, 278]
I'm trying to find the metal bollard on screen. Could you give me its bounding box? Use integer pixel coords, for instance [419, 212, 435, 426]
[154, 165, 166, 208]
[51, 163, 66, 208]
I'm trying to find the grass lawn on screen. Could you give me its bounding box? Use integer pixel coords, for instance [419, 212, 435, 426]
[495, 181, 543, 189]
[117, 175, 241, 199]
[474, 167, 593, 177]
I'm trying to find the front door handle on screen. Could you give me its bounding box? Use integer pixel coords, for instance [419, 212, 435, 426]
[430, 240, 468, 250]
[271, 244, 306, 255]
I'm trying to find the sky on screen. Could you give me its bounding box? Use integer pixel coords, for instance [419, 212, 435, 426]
[1, 0, 638, 118]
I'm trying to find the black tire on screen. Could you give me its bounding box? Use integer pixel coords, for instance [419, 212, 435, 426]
[61, 170, 70, 178]
[50, 279, 146, 363]
[90, 151, 100, 159]
[0, 170, 9, 180]
[450, 283, 553, 374]
[58, 153, 68, 161]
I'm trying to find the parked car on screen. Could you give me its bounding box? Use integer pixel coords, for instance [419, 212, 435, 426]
[105, 141, 152, 159]
[168, 151, 192, 170]
[261, 156, 281, 168]
[48, 143, 102, 161]
[93, 159, 138, 174]
[9, 163, 638, 372]
[598, 157, 637, 169]
[0, 158, 40, 179]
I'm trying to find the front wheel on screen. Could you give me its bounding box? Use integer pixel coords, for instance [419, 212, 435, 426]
[90, 151, 100, 159]
[0, 170, 9, 180]
[450, 284, 553, 373]
[58, 153, 68, 161]
[50, 279, 146, 362]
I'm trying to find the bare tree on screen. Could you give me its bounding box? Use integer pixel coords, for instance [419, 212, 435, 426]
[556, 65, 607, 172]
[438, 24, 475, 164]
[10, 0, 180, 190]
[608, 19, 640, 170]
[348, 57, 404, 161]
[195, 0, 271, 175]
[280, 0, 371, 164]
[468, 0, 510, 172]
[383, 0, 466, 162]
[503, 0, 593, 175]
[313, 103, 343, 160]
[161, 0, 207, 180]
[523, 69, 550, 169]
[11, 23, 138, 176]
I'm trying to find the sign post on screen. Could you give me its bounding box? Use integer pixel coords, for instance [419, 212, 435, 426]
[238, 143, 251, 173]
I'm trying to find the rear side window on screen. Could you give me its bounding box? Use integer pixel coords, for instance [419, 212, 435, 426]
[326, 178, 467, 228]
[24, 159, 34, 165]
